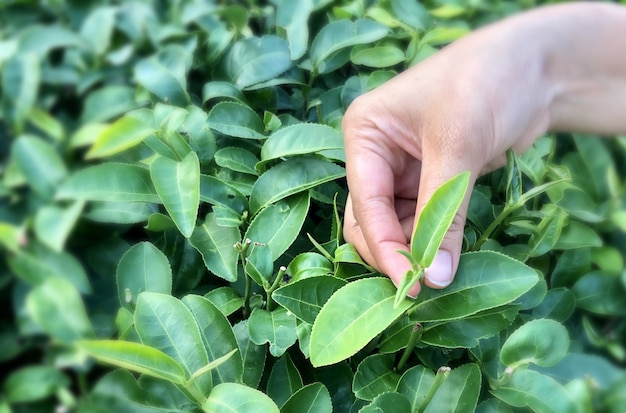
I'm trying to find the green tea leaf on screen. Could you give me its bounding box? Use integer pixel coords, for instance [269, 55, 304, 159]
[310, 278, 412, 367]
[221, 35, 292, 89]
[248, 308, 297, 358]
[266, 354, 303, 407]
[4, 366, 70, 404]
[353, 354, 401, 401]
[360, 392, 412, 413]
[203, 383, 279, 413]
[423, 364, 481, 413]
[492, 369, 578, 413]
[272, 276, 346, 324]
[202, 81, 247, 105]
[200, 174, 248, 214]
[207, 101, 265, 140]
[421, 306, 519, 348]
[2, 54, 40, 132]
[86, 116, 155, 159]
[214, 147, 259, 175]
[397, 365, 436, 412]
[245, 192, 310, 260]
[34, 200, 84, 252]
[276, 0, 313, 60]
[234, 321, 267, 389]
[205, 287, 244, 317]
[259, 123, 344, 166]
[410, 171, 470, 267]
[134, 293, 209, 382]
[390, 0, 431, 31]
[249, 158, 344, 214]
[26, 277, 94, 344]
[572, 272, 626, 315]
[182, 295, 243, 385]
[116, 242, 172, 309]
[281, 382, 333, 413]
[77, 340, 186, 385]
[57, 163, 160, 203]
[134, 45, 190, 106]
[350, 45, 405, 68]
[410, 252, 538, 323]
[310, 19, 389, 74]
[190, 213, 240, 282]
[500, 319, 569, 368]
[150, 152, 200, 238]
[12, 135, 67, 199]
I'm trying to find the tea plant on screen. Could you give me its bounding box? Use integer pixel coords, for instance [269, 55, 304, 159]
[1, 1, 625, 412]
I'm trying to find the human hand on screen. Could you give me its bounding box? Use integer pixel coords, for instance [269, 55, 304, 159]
[342, 12, 555, 297]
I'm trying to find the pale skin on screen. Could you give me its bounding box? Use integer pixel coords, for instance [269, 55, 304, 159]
[343, 2, 626, 297]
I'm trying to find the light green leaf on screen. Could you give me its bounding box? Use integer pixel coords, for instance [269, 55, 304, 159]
[491, 369, 578, 413]
[1, 54, 40, 132]
[0, 223, 21, 254]
[276, 0, 313, 60]
[286, 252, 334, 281]
[244, 242, 273, 288]
[500, 319, 569, 368]
[409, 251, 538, 323]
[272, 276, 346, 324]
[12, 135, 67, 199]
[207, 101, 265, 140]
[205, 287, 244, 317]
[133, 45, 190, 106]
[80, 86, 139, 124]
[353, 354, 401, 401]
[249, 158, 344, 214]
[150, 152, 200, 238]
[86, 116, 155, 159]
[85, 200, 155, 224]
[310, 278, 412, 367]
[281, 382, 332, 413]
[266, 353, 303, 407]
[391, 0, 431, 31]
[532, 288, 576, 322]
[350, 46, 405, 68]
[222, 35, 292, 89]
[202, 81, 247, 105]
[34, 200, 84, 252]
[423, 364, 481, 413]
[17, 24, 85, 55]
[214, 147, 259, 175]
[572, 271, 626, 315]
[134, 293, 209, 382]
[528, 206, 567, 257]
[26, 277, 94, 344]
[28, 107, 65, 141]
[3, 366, 70, 404]
[234, 320, 267, 389]
[360, 392, 412, 413]
[310, 19, 389, 74]
[116, 242, 172, 309]
[245, 192, 310, 260]
[410, 171, 470, 267]
[554, 221, 602, 250]
[80, 6, 117, 56]
[182, 295, 243, 385]
[77, 340, 186, 385]
[420, 27, 469, 46]
[190, 213, 240, 282]
[248, 308, 297, 357]
[259, 123, 344, 167]
[200, 174, 248, 214]
[421, 306, 519, 348]
[57, 163, 160, 203]
[69, 123, 109, 148]
[397, 365, 436, 413]
[8, 244, 91, 293]
[203, 383, 279, 413]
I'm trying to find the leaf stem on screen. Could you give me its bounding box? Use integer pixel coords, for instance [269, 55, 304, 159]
[265, 266, 287, 312]
[418, 366, 451, 412]
[396, 322, 423, 371]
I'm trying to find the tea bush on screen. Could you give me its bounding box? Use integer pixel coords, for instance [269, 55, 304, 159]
[1, 1, 625, 412]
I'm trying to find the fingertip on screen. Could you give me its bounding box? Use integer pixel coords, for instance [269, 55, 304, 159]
[424, 249, 454, 288]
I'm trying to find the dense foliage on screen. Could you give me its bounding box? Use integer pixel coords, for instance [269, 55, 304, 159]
[1, 0, 625, 412]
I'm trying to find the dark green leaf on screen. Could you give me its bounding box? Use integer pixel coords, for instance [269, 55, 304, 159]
[12, 135, 67, 199]
[248, 308, 297, 357]
[424, 364, 481, 413]
[215, 147, 259, 175]
[360, 392, 412, 413]
[207, 101, 265, 139]
[190, 213, 240, 282]
[397, 365, 436, 412]
[200, 174, 248, 214]
[234, 320, 267, 389]
[34, 200, 84, 252]
[276, 0, 313, 60]
[134, 45, 190, 106]
[4, 366, 70, 403]
[205, 287, 244, 317]
[500, 319, 569, 368]
[272, 276, 346, 324]
[1, 55, 40, 132]
[266, 354, 303, 407]
[353, 354, 401, 401]
[281, 382, 333, 413]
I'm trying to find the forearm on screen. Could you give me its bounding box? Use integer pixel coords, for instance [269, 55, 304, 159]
[534, 2, 626, 134]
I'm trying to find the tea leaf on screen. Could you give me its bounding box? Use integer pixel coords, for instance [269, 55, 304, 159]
[207, 101, 265, 140]
[182, 295, 243, 385]
[86, 116, 155, 159]
[248, 308, 297, 358]
[12, 136, 67, 199]
[410, 171, 470, 268]
[397, 365, 436, 412]
[150, 151, 200, 238]
[234, 321, 267, 389]
[57, 163, 160, 203]
[203, 383, 279, 413]
[281, 382, 333, 413]
[34, 200, 84, 252]
[266, 354, 303, 407]
[249, 158, 344, 214]
[214, 147, 259, 175]
[310, 278, 412, 367]
[423, 364, 481, 413]
[77, 340, 186, 385]
[276, 0, 313, 60]
[360, 392, 412, 413]
[4, 366, 70, 404]
[116, 242, 172, 309]
[190, 213, 240, 282]
[500, 319, 569, 368]
[410, 252, 538, 323]
[272, 276, 346, 324]
[353, 354, 401, 401]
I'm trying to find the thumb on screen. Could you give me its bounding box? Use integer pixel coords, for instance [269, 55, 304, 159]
[414, 157, 477, 289]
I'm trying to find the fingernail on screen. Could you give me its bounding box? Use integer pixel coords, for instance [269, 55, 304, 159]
[425, 250, 453, 287]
